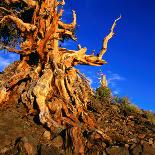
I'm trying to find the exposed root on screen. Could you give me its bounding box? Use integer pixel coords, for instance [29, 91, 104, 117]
[0, 87, 9, 104]
[0, 0, 121, 154]
[0, 63, 112, 154]
[33, 69, 53, 125]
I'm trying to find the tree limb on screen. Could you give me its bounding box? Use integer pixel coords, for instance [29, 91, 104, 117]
[4, 0, 37, 8]
[58, 29, 76, 41]
[4, 0, 19, 4]
[3, 46, 22, 54]
[0, 7, 12, 14]
[23, 0, 37, 7]
[37, 12, 59, 59]
[2, 46, 31, 55]
[84, 55, 107, 66]
[98, 15, 121, 59]
[58, 10, 76, 30]
[58, 9, 64, 17]
[0, 15, 36, 33]
[61, 16, 121, 66]
[56, 0, 65, 6]
[62, 48, 107, 68]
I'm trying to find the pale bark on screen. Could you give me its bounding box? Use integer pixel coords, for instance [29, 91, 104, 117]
[0, 15, 36, 32]
[4, 0, 37, 8]
[58, 10, 77, 30]
[98, 16, 121, 59]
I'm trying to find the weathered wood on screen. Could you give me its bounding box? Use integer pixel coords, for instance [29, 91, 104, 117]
[0, 0, 120, 154]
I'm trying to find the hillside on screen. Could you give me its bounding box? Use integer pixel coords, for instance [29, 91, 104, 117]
[0, 62, 155, 155]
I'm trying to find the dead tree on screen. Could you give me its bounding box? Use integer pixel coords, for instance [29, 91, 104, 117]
[0, 0, 120, 154]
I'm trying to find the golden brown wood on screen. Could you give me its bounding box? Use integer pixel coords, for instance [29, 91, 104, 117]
[0, 1, 120, 154]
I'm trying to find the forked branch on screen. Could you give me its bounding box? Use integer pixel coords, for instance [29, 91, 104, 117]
[98, 16, 121, 59]
[61, 16, 121, 67]
[62, 48, 107, 68]
[0, 15, 36, 33]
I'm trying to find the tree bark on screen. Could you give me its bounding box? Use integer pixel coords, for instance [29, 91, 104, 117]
[0, 0, 120, 153]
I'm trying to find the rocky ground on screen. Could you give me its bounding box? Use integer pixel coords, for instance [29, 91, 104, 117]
[0, 96, 155, 154]
[0, 103, 63, 155]
[0, 63, 155, 155]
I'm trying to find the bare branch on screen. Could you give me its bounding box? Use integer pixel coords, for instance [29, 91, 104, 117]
[56, 0, 65, 6]
[0, 15, 36, 32]
[4, 0, 37, 8]
[61, 16, 121, 67]
[77, 44, 82, 50]
[98, 15, 121, 59]
[2, 46, 31, 55]
[58, 9, 64, 17]
[84, 55, 107, 66]
[74, 48, 107, 66]
[62, 47, 107, 68]
[58, 29, 77, 41]
[23, 0, 37, 7]
[58, 10, 76, 30]
[0, 7, 12, 14]
[4, 0, 19, 4]
[3, 46, 22, 53]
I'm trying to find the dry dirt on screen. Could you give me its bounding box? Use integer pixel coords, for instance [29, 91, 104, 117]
[0, 63, 155, 154]
[0, 97, 155, 155]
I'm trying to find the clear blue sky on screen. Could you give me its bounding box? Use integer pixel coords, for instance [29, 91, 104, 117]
[0, 0, 155, 112]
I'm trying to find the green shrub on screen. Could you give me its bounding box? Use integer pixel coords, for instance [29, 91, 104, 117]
[122, 103, 142, 114]
[113, 96, 130, 104]
[145, 111, 155, 125]
[113, 96, 142, 114]
[96, 86, 112, 103]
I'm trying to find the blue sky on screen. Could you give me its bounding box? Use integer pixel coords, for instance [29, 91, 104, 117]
[0, 0, 155, 112]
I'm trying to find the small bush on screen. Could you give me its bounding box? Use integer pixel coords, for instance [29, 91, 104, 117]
[113, 96, 142, 114]
[122, 103, 142, 114]
[113, 96, 130, 104]
[96, 86, 112, 103]
[145, 111, 155, 125]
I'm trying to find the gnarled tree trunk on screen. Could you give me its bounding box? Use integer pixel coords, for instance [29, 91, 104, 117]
[0, 0, 120, 154]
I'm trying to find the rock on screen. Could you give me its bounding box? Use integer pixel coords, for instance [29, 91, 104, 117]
[130, 143, 137, 150]
[102, 150, 107, 155]
[38, 145, 60, 155]
[102, 142, 107, 149]
[142, 142, 155, 155]
[129, 138, 137, 143]
[125, 144, 129, 149]
[131, 145, 142, 155]
[0, 87, 9, 104]
[15, 136, 37, 155]
[51, 136, 63, 148]
[106, 146, 130, 155]
[43, 131, 51, 140]
[149, 138, 154, 145]
[138, 134, 146, 139]
[0, 145, 14, 154]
